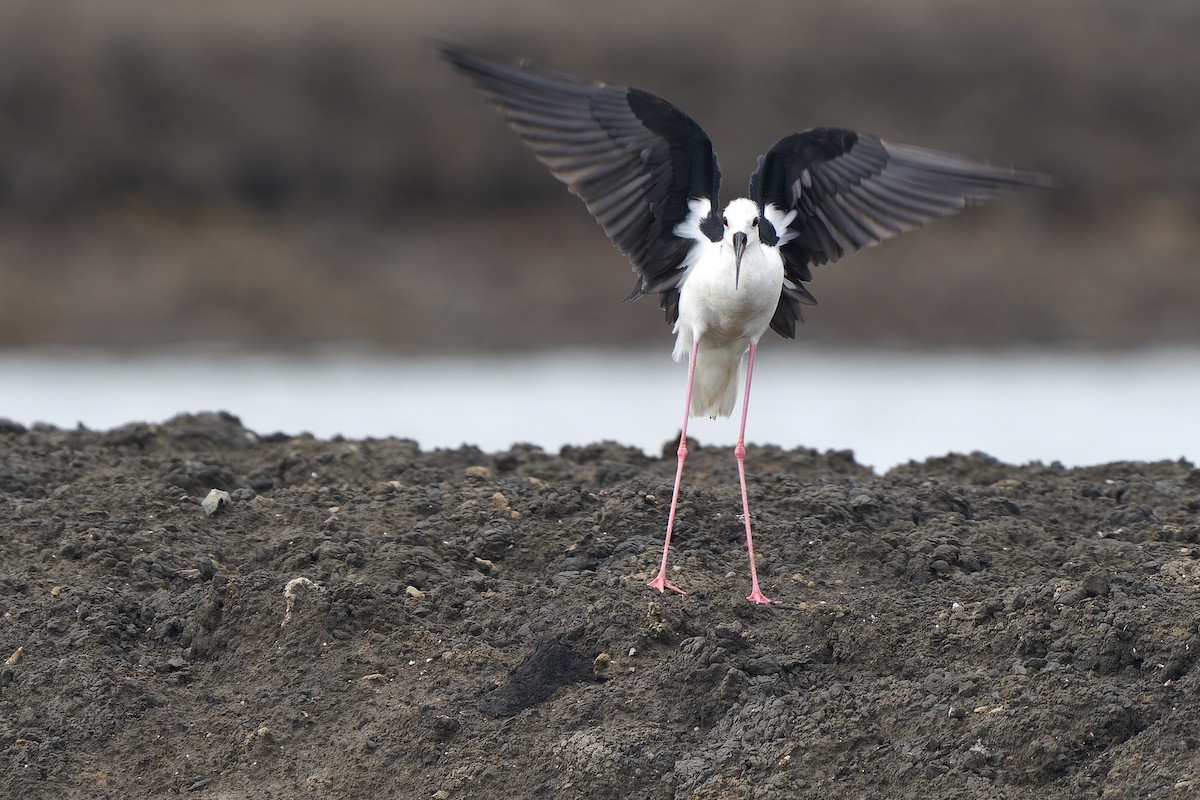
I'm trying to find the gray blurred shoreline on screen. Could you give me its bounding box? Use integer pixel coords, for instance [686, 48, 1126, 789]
[1, 0, 1197, 352]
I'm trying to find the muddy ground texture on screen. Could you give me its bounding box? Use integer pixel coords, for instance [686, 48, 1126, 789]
[2, 412, 1199, 799]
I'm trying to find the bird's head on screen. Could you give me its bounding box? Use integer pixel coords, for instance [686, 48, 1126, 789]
[721, 198, 762, 289]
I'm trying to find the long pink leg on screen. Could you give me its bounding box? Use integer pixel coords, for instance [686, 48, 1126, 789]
[648, 338, 700, 596]
[737, 341, 774, 604]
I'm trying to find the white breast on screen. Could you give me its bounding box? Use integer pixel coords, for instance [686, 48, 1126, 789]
[670, 239, 784, 418]
[675, 239, 783, 352]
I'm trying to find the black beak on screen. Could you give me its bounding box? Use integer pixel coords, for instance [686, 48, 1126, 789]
[732, 231, 748, 289]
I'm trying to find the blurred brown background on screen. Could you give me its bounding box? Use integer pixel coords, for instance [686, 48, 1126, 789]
[0, 0, 1197, 353]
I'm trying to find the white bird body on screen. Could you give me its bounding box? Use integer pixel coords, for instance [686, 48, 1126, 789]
[673, 198, 784, 418]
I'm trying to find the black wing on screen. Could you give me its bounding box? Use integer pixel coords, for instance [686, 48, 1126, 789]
[437, 43, 722, 318]
[749, 128, 1054, 339]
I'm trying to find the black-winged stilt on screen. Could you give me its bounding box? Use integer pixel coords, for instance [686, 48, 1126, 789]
[437, 43, 1051, 604]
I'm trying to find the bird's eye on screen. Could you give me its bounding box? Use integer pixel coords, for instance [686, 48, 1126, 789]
[751, 217, 759, 227]
[721, 216, 728, 226]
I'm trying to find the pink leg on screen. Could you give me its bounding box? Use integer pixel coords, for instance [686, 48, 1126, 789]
[737, 341, 774, 604]
[648, 338, 700, 596]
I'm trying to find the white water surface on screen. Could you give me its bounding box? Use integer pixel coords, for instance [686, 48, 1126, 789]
[2, 348, 1197, 472]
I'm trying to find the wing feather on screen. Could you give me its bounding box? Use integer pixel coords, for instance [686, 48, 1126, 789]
[749, 127, 1052, 339]
[438, 43, 722, 316]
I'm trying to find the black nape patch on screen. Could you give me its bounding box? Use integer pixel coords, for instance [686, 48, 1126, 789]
[758, 214, 778, 246]
[699, 211, 723, 243]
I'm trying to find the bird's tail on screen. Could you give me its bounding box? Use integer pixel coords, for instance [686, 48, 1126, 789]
[683, 344, 743, 419]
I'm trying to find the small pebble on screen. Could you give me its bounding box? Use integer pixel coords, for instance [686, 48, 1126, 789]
[201, 489, 232, 517]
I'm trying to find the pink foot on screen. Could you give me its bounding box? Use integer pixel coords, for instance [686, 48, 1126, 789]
[747, 587, 775, 605]
[647, 572, 686, 596]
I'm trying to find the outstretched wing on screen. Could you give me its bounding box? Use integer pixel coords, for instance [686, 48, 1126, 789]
[748, 128, 1054, 339]
[437, 43, 723, 319]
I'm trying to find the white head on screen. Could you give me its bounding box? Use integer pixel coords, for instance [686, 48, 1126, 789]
[721, 198, 762, 288]
[721, 198, 762, 239]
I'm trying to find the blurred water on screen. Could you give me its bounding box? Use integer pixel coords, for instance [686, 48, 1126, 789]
[1, 348, 1197, 472]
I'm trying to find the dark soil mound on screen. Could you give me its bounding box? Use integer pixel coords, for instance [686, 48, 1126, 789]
[2, 413, 1199, 798]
